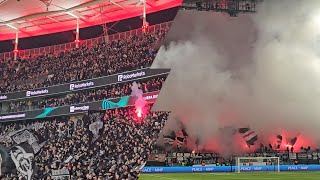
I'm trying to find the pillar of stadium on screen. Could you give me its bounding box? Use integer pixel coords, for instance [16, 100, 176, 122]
[75, 17, 80, 48]
[13, 30, 18, 60]
[65, 11, 80, 48]
[142, 0, 149, 27]
[5, 24, 18, 60]
[0, 19, 19, 60]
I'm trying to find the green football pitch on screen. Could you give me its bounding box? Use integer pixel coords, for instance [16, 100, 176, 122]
[139, 172, 320, 180]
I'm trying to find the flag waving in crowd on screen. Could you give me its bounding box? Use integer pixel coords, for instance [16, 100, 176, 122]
[0, 129, 44, 180]
[238, 128, 258, 147]
[9, 143, 35, 180]
[163, 131, 176, 146]
[162, 120, 189, 151]
[0, 146, 16, 177]
[276, 135, 283, 149]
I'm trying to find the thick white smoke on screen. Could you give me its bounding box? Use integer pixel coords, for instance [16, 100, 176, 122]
[152, 0, 320, 152]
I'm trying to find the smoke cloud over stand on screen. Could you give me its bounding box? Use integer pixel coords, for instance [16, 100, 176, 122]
[152, 0, 320, 154]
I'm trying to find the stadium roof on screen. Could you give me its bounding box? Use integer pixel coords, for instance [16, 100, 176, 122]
[0, 0, 181, 41]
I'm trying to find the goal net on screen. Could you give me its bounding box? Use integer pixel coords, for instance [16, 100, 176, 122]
[235, 157, 280, 173]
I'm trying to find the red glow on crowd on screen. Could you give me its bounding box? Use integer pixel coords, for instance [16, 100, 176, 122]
[267, 132, 315, 152]
[136, 108, 142, 118]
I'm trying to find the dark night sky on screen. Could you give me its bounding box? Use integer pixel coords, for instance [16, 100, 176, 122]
[0, 7, 179, 53]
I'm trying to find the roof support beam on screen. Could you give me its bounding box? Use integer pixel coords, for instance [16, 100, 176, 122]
[110, 0, 125, 9]
[5, 23, 18, 30]
[5, 10, 65, 24]
[0, 19, 18, 30]
[4, 0, 109, 24]
[146, 0, 157, 7]
[25, 20, 46, 30]
[89, 0, 138, 22]
[89, 5, 111, 19]
[46, 16, 62, 24]
[66, 12, 79, 18]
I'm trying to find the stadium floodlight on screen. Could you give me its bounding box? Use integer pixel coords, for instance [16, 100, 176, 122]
[235, 156, 280, 173]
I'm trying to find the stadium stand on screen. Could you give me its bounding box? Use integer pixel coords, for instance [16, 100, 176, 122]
[147, 149, 320, 167]
[0, 2, 176, 179]
[0, 29, 168, 94]
[147, 128, 320, 168]
[0, 16, 172, 180]
[1, 76, 166, 113]
[0, 106, 169, 179]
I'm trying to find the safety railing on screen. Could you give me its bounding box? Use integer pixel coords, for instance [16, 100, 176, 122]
[0, 21, 172, 60]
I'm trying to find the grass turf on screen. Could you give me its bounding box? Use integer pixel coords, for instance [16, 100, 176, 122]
[139, 172, 320, 180]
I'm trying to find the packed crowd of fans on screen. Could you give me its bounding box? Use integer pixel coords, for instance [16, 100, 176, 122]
[149, 146, 320, 167]
[1, 76, 166, 113]
[0, 28, 168, 94]
[0, 106, 169, 179]
[157, 148, 320, 167]
[151, 135, 319, 166]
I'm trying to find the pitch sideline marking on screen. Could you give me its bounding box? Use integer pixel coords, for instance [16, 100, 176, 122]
[207, 174, 277, 179]
[143, 174, 195, 180]
[142, 174, 179, 180]
[210, 173, 232, 175]
[142, 172, 320, 180]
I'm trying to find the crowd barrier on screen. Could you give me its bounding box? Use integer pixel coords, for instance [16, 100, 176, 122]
[142, 165, 320, 173]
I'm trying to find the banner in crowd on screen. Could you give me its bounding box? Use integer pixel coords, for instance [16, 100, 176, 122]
[0, 129, 45, 180]
[51, 167, 70, 179]
[0, 68, 169, 102]
[0, 91, 159, 122]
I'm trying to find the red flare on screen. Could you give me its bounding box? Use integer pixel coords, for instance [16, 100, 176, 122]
[136, 109, 142, 118]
